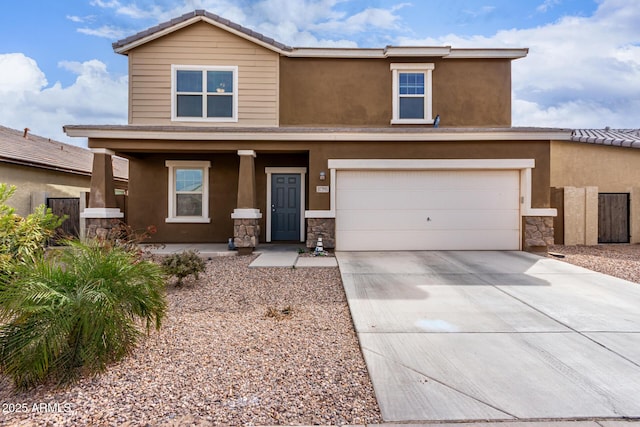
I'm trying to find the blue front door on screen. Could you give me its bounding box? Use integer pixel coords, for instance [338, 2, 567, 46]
[271, 174, 301, 241]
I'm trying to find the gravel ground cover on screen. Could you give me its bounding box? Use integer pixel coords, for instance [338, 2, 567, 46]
[0, 255, 382, 426]
[548, 244, 640, 284]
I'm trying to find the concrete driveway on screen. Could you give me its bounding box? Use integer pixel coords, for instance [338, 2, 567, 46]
[336, 251, 640, 423]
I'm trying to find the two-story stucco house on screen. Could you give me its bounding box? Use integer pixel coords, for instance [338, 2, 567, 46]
[64, 10, 570, 253]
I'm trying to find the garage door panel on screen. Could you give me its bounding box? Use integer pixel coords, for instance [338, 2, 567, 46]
[337, 170, 519, 190]
[337, 189, 520, 211]
[337, 230, 520, 251]
[336, 209, 520, 231]
[335, 169, 521, 251]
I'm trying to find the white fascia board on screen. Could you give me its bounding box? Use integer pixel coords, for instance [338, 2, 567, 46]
[289, 46, 452, 58]
[328, 158, 535, 170]
[385, 46, 451, 57]
[66, 128, 572, 142]
[446, 48, 529, 59]
[288, 48, 386, 58]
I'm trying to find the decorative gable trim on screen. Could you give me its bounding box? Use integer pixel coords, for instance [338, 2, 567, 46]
[113, 10, 293, 55]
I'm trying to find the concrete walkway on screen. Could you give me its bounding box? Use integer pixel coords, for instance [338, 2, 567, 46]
[336, 251, 640, 424]
[146, 243, 337, 268]
[249, 244, 338, 268]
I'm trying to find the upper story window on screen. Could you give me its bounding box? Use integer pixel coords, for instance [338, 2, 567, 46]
[390, 63, 435, 125]
[171, 65, 238, 122]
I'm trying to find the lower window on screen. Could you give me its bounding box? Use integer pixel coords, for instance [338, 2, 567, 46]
[165, 160, 211, 223]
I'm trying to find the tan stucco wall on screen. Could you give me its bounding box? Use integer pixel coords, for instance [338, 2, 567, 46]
[279, 57, 512, 127]
[551, 141, 640, 190]
[116, 138, 550, 244]
[127, 21, 279, 126]
[551, 141, 640, 244]
[562, 186, 598, 245]
[0, 163, 91, 217]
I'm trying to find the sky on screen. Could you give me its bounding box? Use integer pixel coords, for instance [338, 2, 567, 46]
[0, 0, 638, 147]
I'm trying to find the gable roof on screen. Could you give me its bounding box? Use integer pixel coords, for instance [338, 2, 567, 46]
[571, 128, 640, 149]
[0, 125, 128, 181]
[113, 9, 528, 60]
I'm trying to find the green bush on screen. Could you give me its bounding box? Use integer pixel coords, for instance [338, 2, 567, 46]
[0, 183, 63, 272]
[161, 250, 206, 287]
[0, 240, 167, 390]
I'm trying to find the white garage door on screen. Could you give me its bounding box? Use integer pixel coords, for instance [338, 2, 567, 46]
[335, 169, 521, 251]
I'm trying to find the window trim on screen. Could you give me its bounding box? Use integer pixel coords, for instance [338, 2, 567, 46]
[171, 65, 238, 122]
[390, 63, 435, 125]
[165, 160, 211, 223]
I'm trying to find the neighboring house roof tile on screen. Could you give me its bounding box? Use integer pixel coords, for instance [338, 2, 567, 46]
[0, 125, 128, 180]
[571, 129, 640, 149]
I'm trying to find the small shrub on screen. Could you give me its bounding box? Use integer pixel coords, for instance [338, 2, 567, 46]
[0, 240, 166, 390]
[94, 220, 159, 260]
[266, 305, 294, 320]
[161, 250, 206, 287]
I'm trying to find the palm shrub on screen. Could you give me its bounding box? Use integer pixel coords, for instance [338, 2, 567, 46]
[0, 183, 63, 272]
[0, 240, 167, 390]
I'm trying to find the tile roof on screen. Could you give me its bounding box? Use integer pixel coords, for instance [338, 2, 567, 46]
[113, 9, 292, 53]
[0, 125, 128, 180]
[571, 128, 640, 149]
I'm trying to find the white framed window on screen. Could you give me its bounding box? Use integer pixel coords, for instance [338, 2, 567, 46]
[171, 65, 238, 122]
[391, 63, 435, 124]
[165, 160, 211, 223]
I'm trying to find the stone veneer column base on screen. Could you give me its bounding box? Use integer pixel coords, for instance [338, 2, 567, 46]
[85, 218, 121, 240]
[524, 216, 554, 252]
[234, 219, 260, 255]
[306, 218, 336, 249]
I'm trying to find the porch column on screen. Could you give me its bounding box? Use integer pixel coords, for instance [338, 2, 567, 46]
[231, 150, 262, 255]
[81, 148, 124, 239]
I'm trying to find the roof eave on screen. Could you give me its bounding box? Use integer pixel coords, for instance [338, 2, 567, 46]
[64, 126, 571, 142]
[112, 10, 528, 60]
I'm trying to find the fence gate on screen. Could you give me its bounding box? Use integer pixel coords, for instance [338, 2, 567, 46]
[47, 198, 80, 239]
[598, 193, 629, 243]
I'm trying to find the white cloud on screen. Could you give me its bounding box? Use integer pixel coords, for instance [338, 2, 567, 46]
[310, 6, 404, 35]
[78, 25, 127, 39]
[536, 0, 560, 13]
[463, 5, 496, 18]
[66, 15, 85, 23]
[0, 54, 127, 147]
[396, 0, 640, 129]
[0, 53, 48, 94]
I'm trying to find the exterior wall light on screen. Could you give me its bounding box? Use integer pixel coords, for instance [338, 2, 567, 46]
[319, 171, 326, 181]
